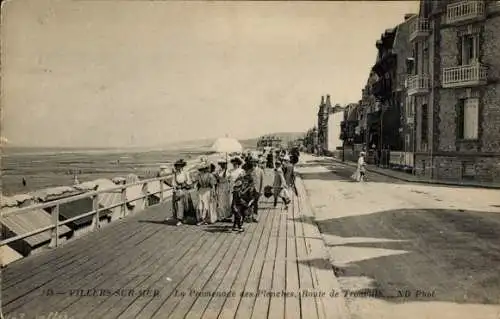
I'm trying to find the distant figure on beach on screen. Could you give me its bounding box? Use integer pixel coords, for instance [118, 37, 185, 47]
[169, 159, 193, 226]
[22, 177, 27, 187]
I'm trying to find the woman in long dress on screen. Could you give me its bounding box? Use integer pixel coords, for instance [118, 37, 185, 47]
[169, 159, 194, 226]
[215, 158, 232, 221]
[196, 164, 217, 225]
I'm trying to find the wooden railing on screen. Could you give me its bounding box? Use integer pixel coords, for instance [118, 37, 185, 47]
[446, 1, 485, 24]
[0, 174, 173, 249]
[442, 63, 487, 88]
[407, 75, 430, 95]
[409, 18, 430, 41]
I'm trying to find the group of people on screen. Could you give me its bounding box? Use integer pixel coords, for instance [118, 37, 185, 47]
[163, 149, 298, 232]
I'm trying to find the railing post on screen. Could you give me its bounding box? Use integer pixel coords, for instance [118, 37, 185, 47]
[92, 194, 100, 231]
[142, 183, 149, 209]
[121, 186, 127, 219]
[49, 204, 60, 248]
[159, 178, 165, 203]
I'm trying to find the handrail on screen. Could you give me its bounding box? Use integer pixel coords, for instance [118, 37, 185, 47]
[1, 174, 172, 218]
[0, 173, 177, 248]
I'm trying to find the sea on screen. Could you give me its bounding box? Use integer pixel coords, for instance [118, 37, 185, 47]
[1, 147, 212, 196]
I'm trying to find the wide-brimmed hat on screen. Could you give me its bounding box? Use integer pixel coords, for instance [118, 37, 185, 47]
[283, 155, 290, 161]
[360, 151, 366, 156]
[217, 157, 228, 164]
[174, 159, 187, 167]
[159, 165, 168, 170]
[230, 156, 243, 165]
[197, 163, 210, 171]
[242, 162, 254, 171]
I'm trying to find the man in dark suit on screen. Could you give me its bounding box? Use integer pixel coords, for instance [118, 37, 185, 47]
[250, 157, 264, 222]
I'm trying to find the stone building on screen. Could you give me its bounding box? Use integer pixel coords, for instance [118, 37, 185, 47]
[316, 95, 331, 154]
[327, 104, 345, 154]
[409, 0, 500, 182]
[370, 14, 415, 154]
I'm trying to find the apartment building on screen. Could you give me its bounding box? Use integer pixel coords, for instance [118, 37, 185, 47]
[369, 14, 414, 155]
[409, 0, 500, 182]
[316, 95, 331, 154]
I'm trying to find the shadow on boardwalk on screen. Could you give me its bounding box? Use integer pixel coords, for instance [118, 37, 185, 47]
[1, 172, 344, 319]
[313, 208, 500, 305]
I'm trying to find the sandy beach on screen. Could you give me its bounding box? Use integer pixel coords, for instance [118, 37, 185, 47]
[1, 148, 212, 196]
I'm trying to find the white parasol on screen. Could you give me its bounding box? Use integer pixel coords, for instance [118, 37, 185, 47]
[211, 137, 243, 154]
[211, 137, 243, 165]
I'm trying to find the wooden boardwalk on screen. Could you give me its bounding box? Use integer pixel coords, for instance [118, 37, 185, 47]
[2, 173, 348, 319]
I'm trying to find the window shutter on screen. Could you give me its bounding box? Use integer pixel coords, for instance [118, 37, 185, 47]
[457, 36, 463, 65]
[456, 100, 464, 140]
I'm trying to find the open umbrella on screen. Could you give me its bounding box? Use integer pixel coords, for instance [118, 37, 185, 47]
[211, 137, 243, 154]
[211, 137, 243, 164]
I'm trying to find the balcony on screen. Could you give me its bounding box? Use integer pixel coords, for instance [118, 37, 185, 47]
[407, 75, 430, 96]
[409, 18, 430, 42]
[446, 1, 485, 25]
[442, 63, 487, 88]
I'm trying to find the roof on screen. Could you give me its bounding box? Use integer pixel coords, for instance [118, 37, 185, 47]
[1, 205, 72, 247]
[31, 186, 83, 202]
[0, 245, 23, 266]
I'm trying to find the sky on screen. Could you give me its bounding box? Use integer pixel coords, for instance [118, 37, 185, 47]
[1, 0, 419, 148]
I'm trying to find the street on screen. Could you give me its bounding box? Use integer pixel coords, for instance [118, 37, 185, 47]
[296, 154, 500, 319]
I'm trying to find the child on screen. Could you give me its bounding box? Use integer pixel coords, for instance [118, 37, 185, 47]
[231, 163, 255, 232]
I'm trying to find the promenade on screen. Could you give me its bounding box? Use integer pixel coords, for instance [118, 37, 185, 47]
[297, 154, 500, 319]
[1, 171, 348, 319]
[3, 154, 500, 319]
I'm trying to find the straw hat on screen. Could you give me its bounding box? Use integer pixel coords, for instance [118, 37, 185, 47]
[174, 159, 187, 167]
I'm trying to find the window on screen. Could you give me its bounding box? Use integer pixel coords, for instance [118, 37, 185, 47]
[421, 104, 428, 143]
[405, 134, 411, 145]
[462, 161, 475, 179]
[457, 98, 479, 140]
[459, 34, 479, 65]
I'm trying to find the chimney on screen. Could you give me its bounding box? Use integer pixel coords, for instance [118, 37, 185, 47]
[325, 95, 331, 107]
[404, 13, 416, 21]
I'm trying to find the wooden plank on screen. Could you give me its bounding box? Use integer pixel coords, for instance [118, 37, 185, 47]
[1, 208, 72, 247]
[268, 201, 288, 319]
[3, 201, 171, 287]
[295, 195, 321, 319]
[6, 222, 166, 316]
[219, 207, 274, 319]
[57, 227, 192, 318]
[249, 203, 281, 319]
[202, 207, 270, 319]
[4, 222, 162, 314]
[285, 195, 301, 319]
[161, 227, 247, 319]
[295, 177, 350, 319]
[134, 230, 229, 319]
[184, 221, 257, 319]
[3, 217, 134, 289]
[77, 229, 210, 319]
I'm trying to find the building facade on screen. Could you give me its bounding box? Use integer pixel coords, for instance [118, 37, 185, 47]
[316, 95, 331, 154]
[370, 14, 414, 154]
[327, 104, 345, 153]
[409, 0, 500, 182]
